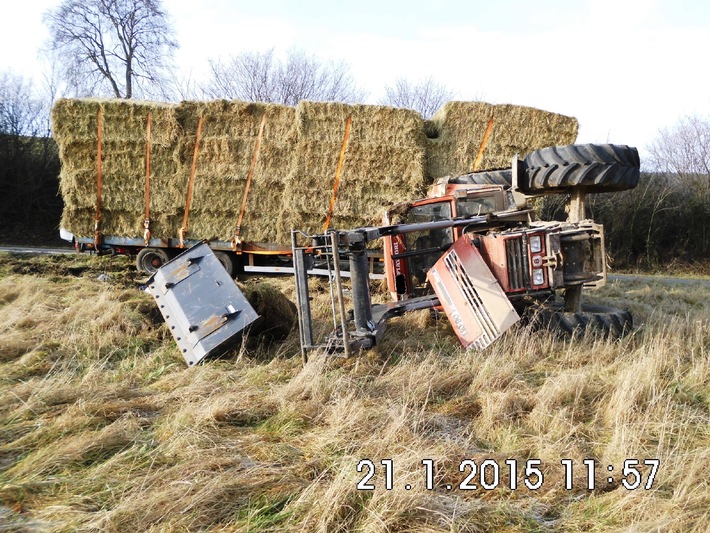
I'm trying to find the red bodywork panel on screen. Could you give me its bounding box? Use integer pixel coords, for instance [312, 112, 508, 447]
[388, 233, 409, 300]
[477, 232, 549, 292]
[477, 234, 510, 288]
[427, 235, 519, 349]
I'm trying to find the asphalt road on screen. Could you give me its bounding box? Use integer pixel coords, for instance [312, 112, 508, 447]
[0, 245, 75, 255]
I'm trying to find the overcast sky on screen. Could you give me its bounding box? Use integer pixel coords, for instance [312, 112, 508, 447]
[2, 0, 709, 160]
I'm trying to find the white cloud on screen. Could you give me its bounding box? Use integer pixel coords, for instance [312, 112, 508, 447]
[0, 1, 54, 79]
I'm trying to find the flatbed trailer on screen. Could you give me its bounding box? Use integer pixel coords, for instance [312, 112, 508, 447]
[61, 229, 384, 279]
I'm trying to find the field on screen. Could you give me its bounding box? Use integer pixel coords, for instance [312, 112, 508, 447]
[0, 252, 708, 532]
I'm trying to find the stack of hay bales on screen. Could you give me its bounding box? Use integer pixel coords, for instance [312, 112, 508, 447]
[278, 101, 427, 240]
[426, 101, 578, 179]
[53, 98, 578, 246]
[175, 101, 295, 243]
[52, 99, 181, 238]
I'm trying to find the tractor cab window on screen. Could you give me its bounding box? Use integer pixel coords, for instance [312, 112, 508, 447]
[405, 202, 454, 248]
[457, 195, 498, 218]
[405, 202, 454, 287]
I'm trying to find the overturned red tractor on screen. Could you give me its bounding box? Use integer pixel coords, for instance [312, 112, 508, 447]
[292, 144, 640, 357]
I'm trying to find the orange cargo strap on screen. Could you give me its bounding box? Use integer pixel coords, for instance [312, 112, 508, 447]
[94, 107, 103, 247]
[144, 112, 152, 244]
[179, 117, 203, 248]
[232, 112, 267, 251]
[473, 116, 494, 172]
[323, 115, 352, 233]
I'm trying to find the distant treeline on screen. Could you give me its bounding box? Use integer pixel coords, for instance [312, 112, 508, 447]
[0, 134, 61, 239]
[540, 172, 710, 270]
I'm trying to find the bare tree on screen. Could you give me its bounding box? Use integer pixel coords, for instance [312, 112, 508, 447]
[204, 48, 367, 105]
[647, 115, 710, 185]
[0, 73, 45, 136]
[381, 76, 455, 118]
[643, 114, 710, 258]
[43, 0, 177, 99]
[164, 67, 205, 101]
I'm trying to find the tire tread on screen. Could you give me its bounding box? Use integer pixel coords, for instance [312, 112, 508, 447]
[532, 303, 632, 339]
[523, 144, 640, 193]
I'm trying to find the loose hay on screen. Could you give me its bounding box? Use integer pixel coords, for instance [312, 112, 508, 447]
[241, 282, 297, 341]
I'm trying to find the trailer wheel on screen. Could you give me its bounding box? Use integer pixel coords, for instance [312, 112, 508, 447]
[214, 251, 237, 278]
[530, 302, 633, 339]
[136, 248, 170, 274]
[522, 144, 640, 193]
[450, 169, 512, 187]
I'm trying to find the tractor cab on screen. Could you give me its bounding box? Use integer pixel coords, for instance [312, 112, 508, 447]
[383, 183, 535, 300]
[382, 173, 607, 309]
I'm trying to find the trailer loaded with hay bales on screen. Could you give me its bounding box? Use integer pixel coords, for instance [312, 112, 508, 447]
[53, 97, 579, 277]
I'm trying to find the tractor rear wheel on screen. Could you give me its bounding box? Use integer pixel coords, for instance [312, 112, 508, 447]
[522, 144, 640, 193]
[530, 302, 633, 339]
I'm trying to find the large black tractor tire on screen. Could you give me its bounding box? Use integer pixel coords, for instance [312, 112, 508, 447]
[522, 144, 640, 193]
[136, 247, 170, 274]
[530, 302, 633, 339]
[450, 169, 512, 188]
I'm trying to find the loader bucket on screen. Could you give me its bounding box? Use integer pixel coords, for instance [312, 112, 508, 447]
[146, 242, 259, 366]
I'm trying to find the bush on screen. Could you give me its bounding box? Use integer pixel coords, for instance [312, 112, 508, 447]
[540, 172, 710, 270]
[0, 134, 61, 239]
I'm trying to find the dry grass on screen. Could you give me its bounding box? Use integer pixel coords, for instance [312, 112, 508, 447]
[1, 253, 708, 532]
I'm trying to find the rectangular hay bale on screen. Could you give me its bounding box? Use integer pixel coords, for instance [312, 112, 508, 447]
[53, 98, 182, 238]
[54, 97, 580, 245]
[278, 101, 427, 240]
[175, 100, 296, 244]
[426, 101, 578, 180]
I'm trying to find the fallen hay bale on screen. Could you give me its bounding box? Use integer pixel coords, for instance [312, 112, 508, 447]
[426, 101, 578, 180]
[241, 282, 297, 341]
